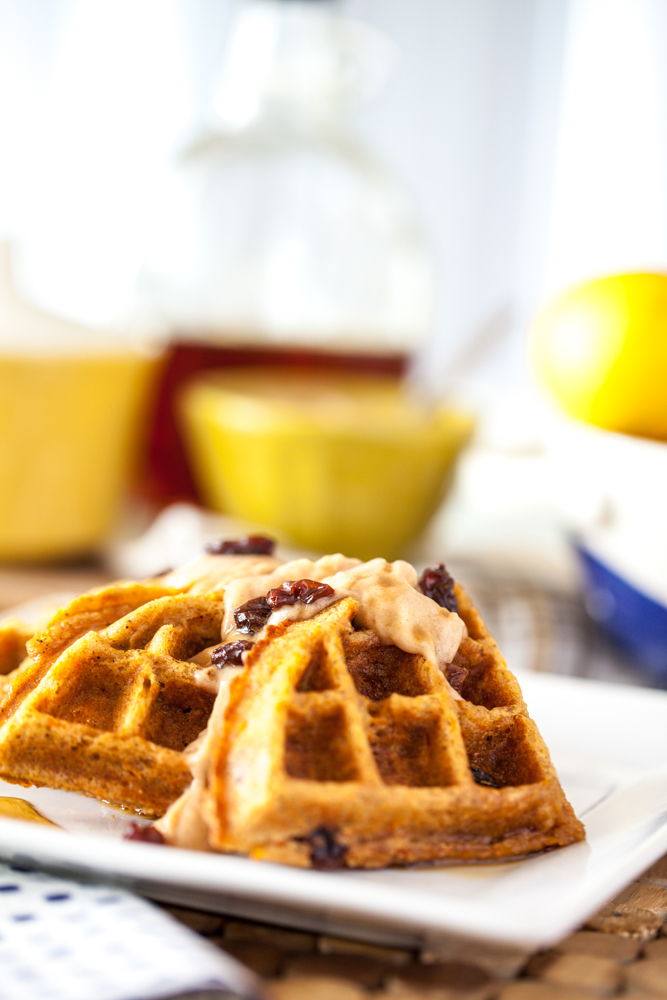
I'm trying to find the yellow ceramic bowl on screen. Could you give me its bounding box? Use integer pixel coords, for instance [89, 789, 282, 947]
[180, 368, 474, 561]
[0, 351, 160, 561]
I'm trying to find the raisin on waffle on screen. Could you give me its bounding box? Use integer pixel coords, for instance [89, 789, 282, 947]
[189, 590, 583, 868]
[0, 586, 225, 816]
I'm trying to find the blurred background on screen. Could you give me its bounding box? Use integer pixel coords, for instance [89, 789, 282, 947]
[1, 0, 667, 687]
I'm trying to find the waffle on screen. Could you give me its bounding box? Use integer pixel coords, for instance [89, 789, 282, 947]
[0, 584, 225, 816]
[167, 586, 583, 868]
[0, 618, 34, 698]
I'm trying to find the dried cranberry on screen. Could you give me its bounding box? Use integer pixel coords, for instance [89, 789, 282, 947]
[211, 640, 254, 667]
[299, 827, 347, 870]
[124, 822, 165, 844]
[206, 535, 276, 556]
[233, 596, 272, 634]
[471, 767, 500, 789]
[266, 579, 335, 609]
[419, 564, 459, 613]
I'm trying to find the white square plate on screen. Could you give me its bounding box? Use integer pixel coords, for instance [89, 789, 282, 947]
[0, 670, 666, 954]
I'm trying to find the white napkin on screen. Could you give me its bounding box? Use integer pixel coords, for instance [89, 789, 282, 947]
[0, 861, 263, 1000]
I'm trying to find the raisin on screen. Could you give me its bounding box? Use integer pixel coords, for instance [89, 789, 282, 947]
[471, 767, 500, 789]
[124, 822, 165, 844]
[211, 640, 254, 667]
[233, 596, 272, 634]
[206, 535, 276, 556]
[446, 663, 468, 692]
[418, 564, 459, 613]
[298, 827, 347, 870]
[266, 579, 335, 609]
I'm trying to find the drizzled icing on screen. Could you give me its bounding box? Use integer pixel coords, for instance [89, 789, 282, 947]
[196, 554, 466, 694]
[326, 559, 465, 669]
[156, 664, 244, 851]
[158, 552, 282, 595]
[193, 663, 225, 693]
[220, 553, 361, 637]
[191, 555, 358, 689]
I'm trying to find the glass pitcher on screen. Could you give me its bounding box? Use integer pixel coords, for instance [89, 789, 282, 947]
[139, 0, 435, 503]
[140, 0, 434, 352]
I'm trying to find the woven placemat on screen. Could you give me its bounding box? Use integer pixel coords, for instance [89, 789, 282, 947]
[159, 851, 667, 999]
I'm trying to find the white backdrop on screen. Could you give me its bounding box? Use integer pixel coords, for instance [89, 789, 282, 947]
[1, 0, 667, 394]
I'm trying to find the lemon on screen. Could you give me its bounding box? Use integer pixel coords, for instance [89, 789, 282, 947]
[530, 273, 667, 441]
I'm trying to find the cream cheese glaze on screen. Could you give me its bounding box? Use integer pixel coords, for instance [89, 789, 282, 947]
[190, 554, 359, 686]
[156, 664, 244, 850]
[219, 553, 361, 637]
[202, 554, 466, 694]
[158, 552, 283, 595]
[326, 558, 465, 668]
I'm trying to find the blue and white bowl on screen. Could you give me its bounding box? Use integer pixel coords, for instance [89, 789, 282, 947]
[576, 544, 667, 681]
[566, 425, 667, 682]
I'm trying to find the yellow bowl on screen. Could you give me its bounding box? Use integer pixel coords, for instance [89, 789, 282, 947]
[180, 368, 474, 561]
[0, 351, 160, 561]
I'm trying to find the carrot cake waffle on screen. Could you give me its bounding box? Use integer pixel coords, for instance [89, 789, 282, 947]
[155, 556, 585, 867]
[0, 537, 584, 862]
[0, 617, 34, 697]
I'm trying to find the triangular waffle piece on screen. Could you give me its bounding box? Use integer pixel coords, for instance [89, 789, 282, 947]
[0, 588, 225, 816]
[195, 591, 583, 868]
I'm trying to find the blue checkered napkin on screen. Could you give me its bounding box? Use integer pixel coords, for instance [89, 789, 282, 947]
[0, 862, 262, 1000]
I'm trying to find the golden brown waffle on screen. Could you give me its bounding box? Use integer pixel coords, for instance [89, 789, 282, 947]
[191, 588, 583, 868]
[0, 583, 182, 721]
[0, 618, 33, 674]
[0, 584, 225, 815]
[0, 617, 34, 697]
